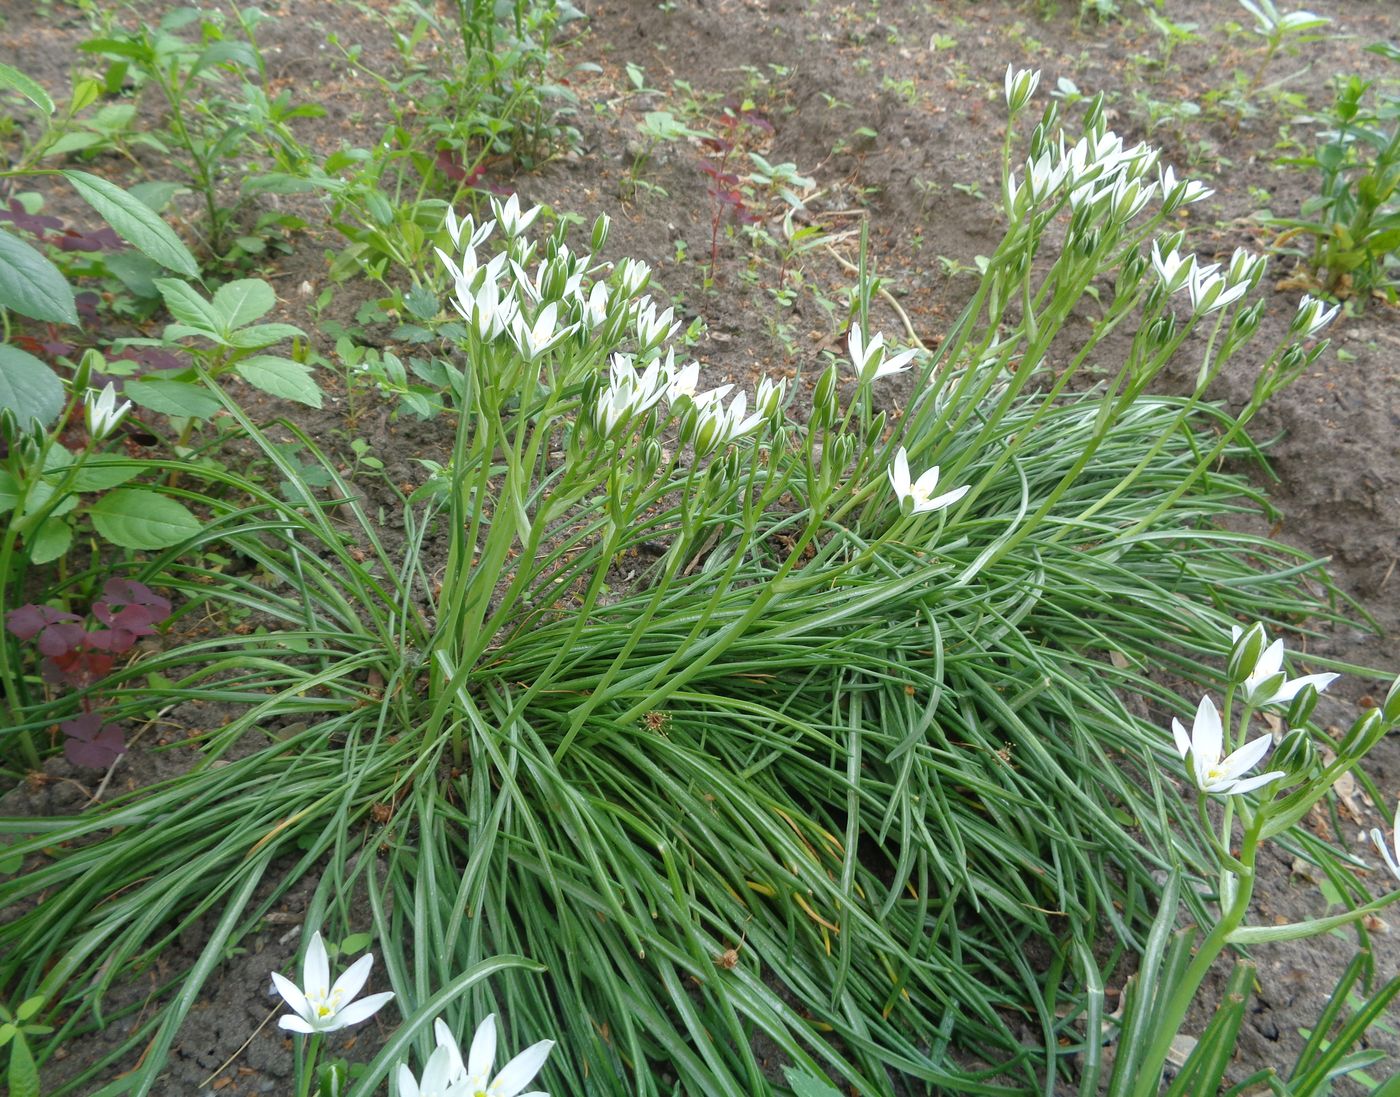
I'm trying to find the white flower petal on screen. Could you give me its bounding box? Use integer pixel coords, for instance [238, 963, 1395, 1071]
[329, 953, 374, 1005]
[279, 1014, 317, 1034]
[1219, 734, 1272, 781]
[304, 932, 330, 997]
[332, 991, 394, 1029]
[468, 1014, 498, 1080]
[488, 1040, 555, 1097]
[1223, 770, 1285, 795]
[270, 971, 310, 1018]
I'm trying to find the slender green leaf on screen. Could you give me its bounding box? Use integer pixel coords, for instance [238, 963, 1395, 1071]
[0, 60, 54, 114]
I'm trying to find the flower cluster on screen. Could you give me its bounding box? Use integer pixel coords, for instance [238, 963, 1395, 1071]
[1170, 624, 1340, 797]
[1009, 124, 1167, 216]
[1150, 241, 1265, 317]
[435, 195, 788, 467]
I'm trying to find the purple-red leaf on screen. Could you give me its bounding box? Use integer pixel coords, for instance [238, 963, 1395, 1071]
[7, 604, 81, 642]
[61, 712, 126, 768]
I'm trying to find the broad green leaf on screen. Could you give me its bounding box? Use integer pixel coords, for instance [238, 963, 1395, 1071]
[211, 278, 275, 329]
[0, 228, 78, 325]
[0, 344, 65, 428]
[62, 170, 200, 277]
[191, 40, 259, 75]
[89, 489, 201, 548]
[16, 479, 77, 524]
[0, 61, 54, 115]
[235, 355, 322, 407]
[102, 250, 163, 299]
[229, 322, 304, 349]
[153, 278, 222, 334]
[123, 378, 222, 419]
[27, 517, 72, 564]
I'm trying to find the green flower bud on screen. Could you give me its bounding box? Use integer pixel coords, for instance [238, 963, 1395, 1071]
[865, 410, 887, 449]
[590, 212, 611, 254]
[695, 413, 721, 456]
[1228, 623, 1269, 685]
[1285, 682, 1320, 728]
[1272, 727, 1317, 779]
[1383, 674, 1400, 725]
[1147, 312, 1176, 348]
[639, 438, 663, 481]
[0, 407, 21, 446]
[73, 348, 100, 393]
[1083, 92, 1106, 134]
[812, 363, 840, 427]
[1116, 251, 1148, 298]
[1338, 708, 1386, 760]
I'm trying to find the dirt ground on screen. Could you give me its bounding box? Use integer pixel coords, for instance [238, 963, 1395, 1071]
[3, 0, 1400, 1093]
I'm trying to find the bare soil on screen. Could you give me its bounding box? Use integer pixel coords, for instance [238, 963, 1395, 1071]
[2, 0, 1399, 1093]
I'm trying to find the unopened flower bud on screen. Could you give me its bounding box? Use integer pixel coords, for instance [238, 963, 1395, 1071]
[1229, 300, 1265, 342]
[73, 348, 99, 392]
[1116, 251, 1148, 297]
[590, 212, 611, 255]
[1272, 727, 1317, 778]
[865, 410, 887, 449]
[812, 363, 840, 426]
[639, 438, 663, 481]
[1283, 683, 1320, 728]
[1003, 64, 1041, 115]
[1083, 93, 1106, 133]
[1147, 312, 1176, 348]
[1338, 708, 1386, 759]
[1228, 622, 1269, 685]
[1383, 674, 1400, 725]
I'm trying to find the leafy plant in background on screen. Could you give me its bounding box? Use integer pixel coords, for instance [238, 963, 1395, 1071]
[76, 5, 321, 263]
[1267, 48, 1400, 303]
[0, 994, 51, 1097]
[315, 0, 581, 302]
[0, 60, 201, 432]
[1238, 0, 1331, 96]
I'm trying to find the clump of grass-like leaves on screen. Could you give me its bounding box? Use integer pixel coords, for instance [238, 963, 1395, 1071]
[0, 76, 1358, 1095]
